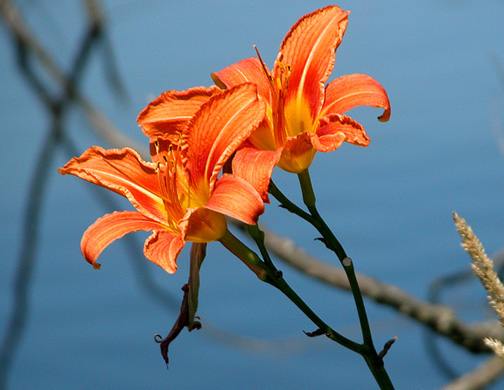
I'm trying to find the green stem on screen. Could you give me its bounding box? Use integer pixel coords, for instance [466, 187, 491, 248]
[297, 169, 373, 346]
[245, 224, 275, 269]
[268, 180, 313, 222]
[247, 223, 394, 389]
[218, 229, 273, 285]
[363, 354, 395, 390]
[219, 228, 361, 353]
[269, 170, 394, 389]
[297, 166, 316, 207]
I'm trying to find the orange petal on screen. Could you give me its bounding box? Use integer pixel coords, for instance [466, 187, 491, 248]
[316, 114, 370, 150]
[322, 74, 391, 122]
[59, 146, 166, 223]
[144, 230, 186, 274]
[232, 147, 281, 202]
[179, 207, 228, 243]
[274, 6, 349, 119]
[310, 131, 346, 153]
[211, 57, 272, 100]
[183, 83, 265, 192]
[247, 119, 278, 151]
[279, 133, 317, 173]
[81, 210, 165, 269]
[137, 86, 221, 138]
[205, 174, 265, 225]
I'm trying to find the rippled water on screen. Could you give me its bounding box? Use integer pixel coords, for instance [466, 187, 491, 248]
[1, 1, 504, 389]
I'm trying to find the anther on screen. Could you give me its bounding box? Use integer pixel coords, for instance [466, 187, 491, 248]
[285, 65, 292, 89]
[167, 158, 177, 173]
[276, 77, 282, 90]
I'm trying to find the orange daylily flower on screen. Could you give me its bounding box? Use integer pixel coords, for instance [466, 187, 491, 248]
[59, 83, 265, 274]
[137, 85, 222, 141]
[211, 5, 390, 195]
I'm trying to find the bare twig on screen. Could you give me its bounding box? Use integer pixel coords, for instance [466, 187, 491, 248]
[0, 3, 142, 389]
[0, 0, 146, 157]
[0, 5, 308, 384]
[4, 1, 504, 387]
[249, 222, 504, 353]
[440, 355, 504, 390]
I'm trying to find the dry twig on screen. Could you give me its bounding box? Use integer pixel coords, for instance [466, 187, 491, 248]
[251, 222, 504, 353]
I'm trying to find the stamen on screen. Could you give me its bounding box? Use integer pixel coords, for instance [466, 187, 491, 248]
[152, 142, 186, 231]
[254, 45, 275, 89]
[285, 65, 292, 89]
[254, 45, 289, 147]
[274, 61, 292, 90]
[276, 77, 282, 90]
[168, 159, 177, 173]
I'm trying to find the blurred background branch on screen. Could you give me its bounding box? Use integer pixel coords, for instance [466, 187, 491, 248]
[240, 223, 504, 354]
[0, 2, 307, 389]
[1, 1, 504, 389]
[0, 1, 122, 388]
[0, 0, 147, 156]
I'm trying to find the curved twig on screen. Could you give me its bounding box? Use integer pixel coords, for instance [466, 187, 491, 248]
[244, 222, 504, 354]
[440, 355, 504, 390]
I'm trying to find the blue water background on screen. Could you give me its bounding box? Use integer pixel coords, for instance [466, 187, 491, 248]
[1, 1, 504, 388]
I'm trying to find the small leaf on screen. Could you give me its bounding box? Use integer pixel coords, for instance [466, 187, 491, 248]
[303, 328, 326, 337]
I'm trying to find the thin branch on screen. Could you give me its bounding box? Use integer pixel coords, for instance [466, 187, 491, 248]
[440, 355, 504, 390]
[0, 0, 147, 157]
[0, 3, 306, 378]
[246, 222, 504, 354]
[0, 124, 59, 390]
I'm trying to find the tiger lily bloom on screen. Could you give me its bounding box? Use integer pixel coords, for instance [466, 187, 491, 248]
[211, 5, 390, 196]
[137, 85, 222, 143]
[59, 83, 265, 274]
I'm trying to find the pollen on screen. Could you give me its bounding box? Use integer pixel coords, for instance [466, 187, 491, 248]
[276, 77, 282, 90]
[275, 61, 292, 91]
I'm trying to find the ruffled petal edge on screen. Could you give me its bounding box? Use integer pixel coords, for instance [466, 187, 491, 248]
[144, 230, 186, 274]
[137, 85, 221, 138]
